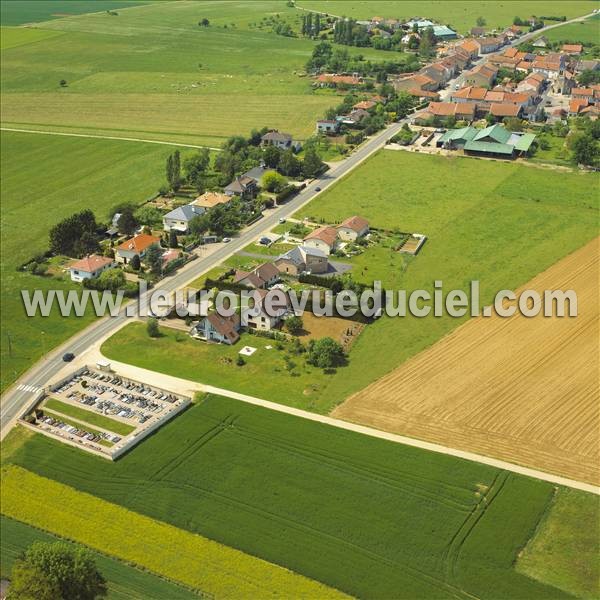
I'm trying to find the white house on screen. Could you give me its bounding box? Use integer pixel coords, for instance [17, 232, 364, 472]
[69, 254, 114, 282]
[337, 216, 370, 241]
[303, 226, 338, 255]
[244, 289, 288, 332]
[163, 204, 205, 233]
[190, 313, 241, 344]
[316, 119, 341, 134]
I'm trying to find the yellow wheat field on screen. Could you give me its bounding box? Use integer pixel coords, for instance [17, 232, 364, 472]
[334, 238, 600, 485]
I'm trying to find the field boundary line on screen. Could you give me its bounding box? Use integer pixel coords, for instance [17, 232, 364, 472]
[0, 127, 220, 150]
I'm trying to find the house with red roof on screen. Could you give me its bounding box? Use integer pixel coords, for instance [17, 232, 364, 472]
[337, 216, 370, 242]
[116, 234, 161, 265]
[69, 254, 114, 282]
[303, 226, 338, 255]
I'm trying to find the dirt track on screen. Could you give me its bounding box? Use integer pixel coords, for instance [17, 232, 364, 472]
[334, 238, 600, 485]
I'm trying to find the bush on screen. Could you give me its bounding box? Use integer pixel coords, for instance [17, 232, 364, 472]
[236, 355, 246, 366]
[147, 318, 160, 338]
[306, 337, 345, 369]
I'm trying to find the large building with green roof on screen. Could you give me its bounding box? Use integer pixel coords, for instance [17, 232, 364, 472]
[436, 124, 536, 158]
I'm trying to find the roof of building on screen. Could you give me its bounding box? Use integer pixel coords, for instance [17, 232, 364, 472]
[504, 47, 518, 58]
[433, 25, 456, 37]
[438, 124, 535, 154]
[204, 312, 240, 344]
[411, 73, 436, 87]
[304, 226, 338, 247]
[572, 87, 594, 97]
[562, 43, 583, 53]
[490, 103, 521, 116]
[117, 234, 161, 254]
[224, 175, 256, 194]
[427, 102, 475, 117]
[193, 191, 231, 209]
[255, 262, 280, 282]
[164, 204, 205, 221]
[261, 130, 292, 143]
[70, 254, 113, 272]
[453, 86, 488, 100]
[569, 98, 590, 114]
[408, 88, 439, 98]
[464, 140, 515, 154]
[243, 165, 268, 181]
[233, 270, 264, 288]
[339, 215, 369, 233]
[460, 39, 480, 54]
[470, 27, 487, 36]
[581, 104, 600, 117]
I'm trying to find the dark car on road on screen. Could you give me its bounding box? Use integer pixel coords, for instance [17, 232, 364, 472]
[62, 352, 75, 362]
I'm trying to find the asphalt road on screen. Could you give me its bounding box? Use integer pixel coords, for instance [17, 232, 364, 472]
[2, 11, 595, 437]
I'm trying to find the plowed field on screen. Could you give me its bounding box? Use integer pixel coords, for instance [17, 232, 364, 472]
[334, 239, 600, 485]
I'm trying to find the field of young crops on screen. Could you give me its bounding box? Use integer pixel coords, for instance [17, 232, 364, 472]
[0, 515, 197, 600]
[1, 465, 343, 599]
[8, 394, 574, 599]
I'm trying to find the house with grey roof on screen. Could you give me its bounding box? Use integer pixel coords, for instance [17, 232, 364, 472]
[261, 130, 294, 149]
[163, 204, 206, 233]
[275, 245, 329, 275]
[224, 175, 258, 199]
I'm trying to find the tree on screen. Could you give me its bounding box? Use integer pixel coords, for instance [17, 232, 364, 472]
[9, 561, 61, 600]
[302, 146, 325, 178]
[12, 542, 107, 600]
[307, 337, 345, 369]
[144, 244, 163, 276]
[503, 117, 523, 132]
[169, 228, 179, 248]
[285, 315, 303, 335]
[49, 210, 99, 257]
[59, 79, 67, 87]
[578, 69, 600, 86]
[73, 230, 100, 257]
[95, 268, 126, 292]
[314, 13, 321, 36]
[189, 213, 210, 235]
[571, 133, 599, 166]
[199, 18, 209, 26]
[147, 318, 160, 337]
[117, 208, 138, 236]
[166, 150, 181, 191]
[263, 144, 282, 168]
[134, 205, 164, 228]
[476, 16, 486, 26]
[130, 254, 141, 270]
[261, 170, 287, 192]
[278, 148, 302, 177]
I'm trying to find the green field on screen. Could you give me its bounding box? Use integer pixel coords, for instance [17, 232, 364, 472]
[541, 14, 600, 46]
[296, 1, 596, 33]
[8, 393, 591, 599]
[0, 26, 64, 49]
[0, 130, 193, 393]
[1, 464, 343, 599]
[0, 1, 388, 146]
[102, 323, 336, 411]
[517, 488, 600, 599]
[104, 151, 599, 412]
[44, 398, 135, 436]
[0, 0, 150, 26]
[0, 516, 198, 600]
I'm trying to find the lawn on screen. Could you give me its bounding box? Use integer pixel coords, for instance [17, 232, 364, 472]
[0, 1, 392, 146]
[0, 130, 193, 393]
[296, 1, 596, 33]
[0, 515, 198, 600]
[0, 0, 149, 26]
[43, 398, 135, 436]
[102, 323, 337, 412]
[541, 14, 600, 46]
[0, 26, 64, 49]
[517, 488, 600, 599]
[8, 394, 587, 599]
[1, 464, 342, 599]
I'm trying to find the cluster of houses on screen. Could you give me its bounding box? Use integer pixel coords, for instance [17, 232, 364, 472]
[162, 131, 299, 233]
[189, 216, 370, 344]
[316, 97, 386, 134]
[353, 16, 458, 41]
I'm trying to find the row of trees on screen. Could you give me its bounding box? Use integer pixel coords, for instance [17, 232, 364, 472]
[49, 210, 100, 258]
[332, 18, 370, 47]
[301, 12, 322, 37]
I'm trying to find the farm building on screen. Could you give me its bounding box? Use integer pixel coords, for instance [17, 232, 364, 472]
[436, 124, 536, 158]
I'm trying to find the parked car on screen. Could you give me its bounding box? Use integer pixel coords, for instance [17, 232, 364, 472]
[259, 237, 271, 246]
[62, 352, 75, 362]
[278, 217, 286, 223]
[315, 186, 321, 191]
[222, 237, 231, 243]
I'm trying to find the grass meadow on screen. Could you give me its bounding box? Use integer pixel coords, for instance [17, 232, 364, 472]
[1, 464, 343, 599]
[0, 1, 149, 26]
[6, 394, 581, 599]
[517, 488, 600, 599]
[297, 1, 597, 33]
[0, 1, 392, 146]
[104, 151, 599, 412]
[0, 515, 198, 600]
[0, 130, 194, 393]
[541, 14, 600, 46]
